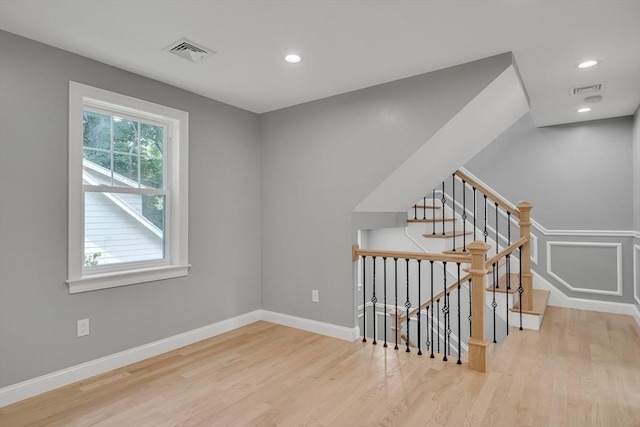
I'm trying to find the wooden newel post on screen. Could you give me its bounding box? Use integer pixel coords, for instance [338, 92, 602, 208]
[517, 202, 533, 312]
[467, 241, 490, 372]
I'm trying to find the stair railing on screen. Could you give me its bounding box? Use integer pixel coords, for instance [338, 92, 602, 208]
[434, 169, 533, 312]
[353, 242, 492, 372]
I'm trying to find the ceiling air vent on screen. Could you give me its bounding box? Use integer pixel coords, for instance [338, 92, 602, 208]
[164, 38, 215, 62]
[570, 83, 604, 96]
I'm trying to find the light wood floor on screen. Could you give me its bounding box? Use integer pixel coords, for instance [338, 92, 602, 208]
[1, 307, 639, 427]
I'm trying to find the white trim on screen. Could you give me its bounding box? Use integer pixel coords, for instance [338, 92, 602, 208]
[632, 305, 640, 328]
[546, 241, 623, 296]
[260, 310, 360, 342]
[533, 271, 638, 317]
[634, 244, 640, 306]
[0, 310, 261, 408]
[67, 264, 191, 293]
[457, 167, 638, 238]
[68, 81, 189, 293]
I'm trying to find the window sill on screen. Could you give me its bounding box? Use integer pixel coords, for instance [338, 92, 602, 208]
[66, 264, 191, 294]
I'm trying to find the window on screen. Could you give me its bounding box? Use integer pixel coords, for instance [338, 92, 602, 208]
[68, 82, 189, 293]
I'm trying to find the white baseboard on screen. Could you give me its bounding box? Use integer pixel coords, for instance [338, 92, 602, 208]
[533, 271, 639, 321]
[259, 310, 360, 342]
[0, 309, 360, 408]
[632, 305, 640, 328]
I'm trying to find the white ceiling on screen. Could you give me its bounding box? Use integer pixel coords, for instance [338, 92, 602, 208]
[0, 1, 638, 126]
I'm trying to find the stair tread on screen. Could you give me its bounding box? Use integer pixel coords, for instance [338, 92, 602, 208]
[408, 217, 455, 223]
[412, 205, 441, 210]
[511, 289, 550, 316]
[485, 272, 520, 293]
[422, 231, 473, 239]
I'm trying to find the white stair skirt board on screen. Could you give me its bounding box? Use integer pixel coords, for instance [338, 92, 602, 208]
[0, 309, 359, 408]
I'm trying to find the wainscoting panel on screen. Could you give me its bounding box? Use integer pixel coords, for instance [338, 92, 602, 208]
[546, 242, 622, 296]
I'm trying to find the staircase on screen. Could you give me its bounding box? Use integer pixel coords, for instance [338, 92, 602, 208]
[353, 169, 550, 372]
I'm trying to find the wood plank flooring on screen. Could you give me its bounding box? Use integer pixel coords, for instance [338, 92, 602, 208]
[1, 307, 639, 426]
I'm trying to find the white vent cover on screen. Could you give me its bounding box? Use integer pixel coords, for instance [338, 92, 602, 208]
[164, 38, 215, 62]
[570, 83, 604, 96]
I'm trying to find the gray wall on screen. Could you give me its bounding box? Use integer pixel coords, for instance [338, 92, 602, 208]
[260, 54, 514, 328]
[0, 31, 262, 387]
[465, 114, 634, 230]
[465, 113, 636, 304]
[633, 106, 640, 233]
[634, 106, 640, 309]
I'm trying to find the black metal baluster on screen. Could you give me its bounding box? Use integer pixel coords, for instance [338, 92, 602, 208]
[362, 255, 366, 342]
[468, 278, 472, 334]
[462, 180, 467, 252]
[473, 187, 477, 241]
[483, 195, 488, 248]
[417, 260, 422, 356]
[383, 257, 388, 347]
[414, 202, 417, 221]
[432, 190, 436, 235]
[441, 182, 446, 235]
[519, 247, 524, 331]
[452, 174, 456, 251]
[362, 255, 367, 342]
[447, 292, 452, 357]
[372, 257, 377, 345]
[506, 254, 510, 336]
[495, 203, 499, 289]
[492, 262, 497, 343]
[442, 262, 448, 362]
[495, 203, 499, 256]
[436, 298, 441, 355]
[423, 197, 427, 220]
[405, 259, 411, 353]
[507, 213, 512, 290]
[430, 260, 435, 358]
[457, 262, 462, 365]
[394, 258, 399, 350]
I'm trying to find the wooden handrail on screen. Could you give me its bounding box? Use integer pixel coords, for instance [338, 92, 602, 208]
[398, 237, 527, 324]
[484, 237, 528, 268]
[400, 272, 472, 321]
[455, 169, 520, 219]
[353, 246, 471, 264]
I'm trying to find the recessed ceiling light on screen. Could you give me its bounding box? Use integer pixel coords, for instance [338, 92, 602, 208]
[578, 60, 598, 69]
[577, 107, 592, 113]
[284, 54, 302, 64]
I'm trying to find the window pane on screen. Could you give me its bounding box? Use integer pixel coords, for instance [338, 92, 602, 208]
[113, 118, 138, 154]
[113, 153, 139, 187]
[140, 123, 163, 158]
[83, 148, 112, 185]
[140, 157, 163, 189]
[84, 191, 165, 266]
[83, 111, 111, 150]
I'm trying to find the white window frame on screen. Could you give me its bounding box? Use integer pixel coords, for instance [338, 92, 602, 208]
[67, 82, 189, 293]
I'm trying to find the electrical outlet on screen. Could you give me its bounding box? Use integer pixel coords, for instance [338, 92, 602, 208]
[77, 319, 90, 337]
[312, 290, 319, 303]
